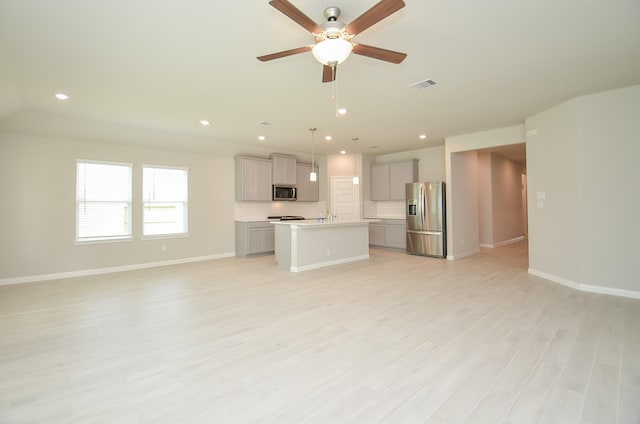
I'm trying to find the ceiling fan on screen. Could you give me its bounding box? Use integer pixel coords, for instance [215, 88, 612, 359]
[257, 0, 407, 83]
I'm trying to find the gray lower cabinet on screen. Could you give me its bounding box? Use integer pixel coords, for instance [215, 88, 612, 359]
[235, 221, 275, 257]
[384, 220, 407, 249]
[369, 219, 406, 249]
[369, 222, 385, 246]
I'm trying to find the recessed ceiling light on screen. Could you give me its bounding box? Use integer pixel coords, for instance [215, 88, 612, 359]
[257, 135, 266, 141]
[337, 108, 347, 115]
[325, 135, 332, 141]
[55, 93, 69, 100]
[340, 150, 347, 154]
[419, 134, 427, 139]
[200, 120, 210, 126]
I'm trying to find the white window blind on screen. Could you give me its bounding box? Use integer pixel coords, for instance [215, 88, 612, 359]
[143, 166, 188, 236]
[76, 161, 132, 241]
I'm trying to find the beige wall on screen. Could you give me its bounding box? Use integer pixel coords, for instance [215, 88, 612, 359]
[477, 152, 493, 245]
[490, 153, 525, 244]
[527, 84, 640, 294]
[449, 151, 480, 258]
[0, 132, 236, 281]
[576, 87, 640, 292]
[476, 151, 526, 247]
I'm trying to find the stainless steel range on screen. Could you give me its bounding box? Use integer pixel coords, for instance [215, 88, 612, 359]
[267, 215, 306, 221]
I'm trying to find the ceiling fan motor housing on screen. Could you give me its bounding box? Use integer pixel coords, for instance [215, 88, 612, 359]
[324, 7, 341, 21]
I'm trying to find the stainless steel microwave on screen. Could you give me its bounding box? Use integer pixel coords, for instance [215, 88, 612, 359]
[273, 185, 297, 201]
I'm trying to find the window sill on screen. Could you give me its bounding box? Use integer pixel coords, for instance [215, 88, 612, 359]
[75, 237, 133, 245]
[141, 233, 190, 241]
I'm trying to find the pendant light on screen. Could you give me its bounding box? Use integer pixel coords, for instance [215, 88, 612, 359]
[309, 128, 317, 182]
[352, 138, 359, 185]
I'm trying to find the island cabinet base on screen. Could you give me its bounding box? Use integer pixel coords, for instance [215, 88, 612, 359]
[273, 221, 371, 272]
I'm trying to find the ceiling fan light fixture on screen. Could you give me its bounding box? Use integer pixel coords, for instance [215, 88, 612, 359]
[312, 38, 353, 66]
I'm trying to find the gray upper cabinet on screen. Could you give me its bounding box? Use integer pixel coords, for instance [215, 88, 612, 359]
[235, 156, 272, 201]
[295, 163, 319, 202]
[371, 163, 390, 201]
[271, 154, 297, 185]
[371, 159, 418, 201]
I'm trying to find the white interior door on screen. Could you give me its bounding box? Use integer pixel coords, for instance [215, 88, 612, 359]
[331, 176, 360, 221]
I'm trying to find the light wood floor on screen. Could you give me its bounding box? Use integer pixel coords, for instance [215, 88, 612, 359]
[1, 242, 639, 423]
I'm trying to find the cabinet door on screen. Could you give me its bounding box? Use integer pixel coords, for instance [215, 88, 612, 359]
[272, 155, 297, 185]
[384, 220, 407, 249]
[236, 157, 272, 201]
[248, 226, 275, 254]
[371, 163, 390, 201]
[389, 160, 418, 200]
[264, 227, 275, 251]
[257, 159, 273, 201]
[296, 163, 319, 202]
[369, 223, 385, 246]
[239, 159, 257, 201]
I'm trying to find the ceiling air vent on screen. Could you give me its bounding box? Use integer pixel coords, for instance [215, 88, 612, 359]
[410, 79, 437, 90]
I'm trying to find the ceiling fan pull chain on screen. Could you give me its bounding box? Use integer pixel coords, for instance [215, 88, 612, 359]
[335, 77, 340, 117]
[332, 69, 336, 100]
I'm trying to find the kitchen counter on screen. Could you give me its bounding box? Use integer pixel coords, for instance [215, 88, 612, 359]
[273, 220, 373, 272]
[271, 218, 379, 227]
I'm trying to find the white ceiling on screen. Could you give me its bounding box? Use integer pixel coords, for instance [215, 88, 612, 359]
[1, 0, 639, 157]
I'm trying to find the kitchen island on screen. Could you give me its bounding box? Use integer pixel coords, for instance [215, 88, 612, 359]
[272, 220, 374, 272]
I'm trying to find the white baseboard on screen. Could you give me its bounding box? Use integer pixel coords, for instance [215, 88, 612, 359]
[528, 268, 640, 300]
[447, 248, 480, 260]
[0, 252, 236, 286]
[480, 235, 525, 249]
[290, 254, 370, 272]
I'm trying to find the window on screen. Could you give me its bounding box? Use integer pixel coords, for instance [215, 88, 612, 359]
[142, 166, 188, 236]
[76, 161, 132, 242]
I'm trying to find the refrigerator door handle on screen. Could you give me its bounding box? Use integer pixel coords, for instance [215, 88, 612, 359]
[420, 185, 425, 229]
[407, 230, 442, 235]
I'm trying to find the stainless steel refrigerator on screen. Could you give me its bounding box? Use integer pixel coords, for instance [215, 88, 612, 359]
[406, 182, 446, 258]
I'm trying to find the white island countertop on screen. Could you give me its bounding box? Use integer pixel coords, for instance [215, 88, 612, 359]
[272, 219, 376, 271]
[270, 219, 380, 228]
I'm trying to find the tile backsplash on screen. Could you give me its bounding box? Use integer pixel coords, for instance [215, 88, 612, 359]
[234, 201, 328, 221]
[364, 200, 405, 219]
[235, 200, 404, 221]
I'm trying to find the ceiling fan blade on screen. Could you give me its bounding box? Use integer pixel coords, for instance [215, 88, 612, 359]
[322, 65, 336, 83]
[269, 0, 322, 34]
[257, 46, 311, 62]
[346, 0, 405, 35]
[352, 44, 407, 64]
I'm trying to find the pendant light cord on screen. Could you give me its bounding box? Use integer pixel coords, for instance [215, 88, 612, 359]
[309, 128, 317, 181]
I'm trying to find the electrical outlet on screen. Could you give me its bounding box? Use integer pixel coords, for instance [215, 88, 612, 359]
[326, 249, 331, 257]
[161, 244, 167, 252]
